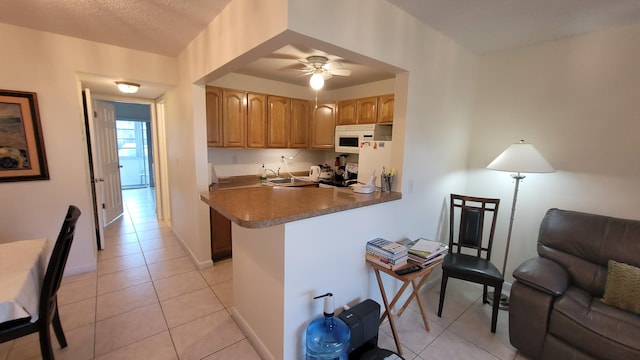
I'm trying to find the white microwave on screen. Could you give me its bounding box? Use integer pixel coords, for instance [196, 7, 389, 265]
[335, 124, 392, 154]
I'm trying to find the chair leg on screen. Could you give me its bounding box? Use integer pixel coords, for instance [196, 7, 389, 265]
[437, 273, 448, 317]
[52, 304, 68, 348]
[38, 322, 55, 360]
[482, 285, 488, 304]
[490, 283, 503, 333]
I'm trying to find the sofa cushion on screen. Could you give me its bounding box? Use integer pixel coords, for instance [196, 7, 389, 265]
[602, 260, 640, 315]
[549, 286, 640, 360]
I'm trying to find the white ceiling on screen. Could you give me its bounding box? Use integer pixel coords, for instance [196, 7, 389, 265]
[2, 0, 640, 97]
[388, 0, 640, 54]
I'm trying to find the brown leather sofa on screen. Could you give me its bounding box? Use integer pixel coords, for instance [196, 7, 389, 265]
[509, 208, 640, 360]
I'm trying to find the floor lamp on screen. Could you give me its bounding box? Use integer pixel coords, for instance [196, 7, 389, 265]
[487, 140, 555, 308]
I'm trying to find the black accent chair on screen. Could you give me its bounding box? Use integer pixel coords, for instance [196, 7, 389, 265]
[0, 205, 81, 360]
[437, 194, 503, 332]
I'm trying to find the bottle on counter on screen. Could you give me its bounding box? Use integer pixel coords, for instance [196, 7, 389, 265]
[260, 163, 267, 183]
[305, 292, 351, 359]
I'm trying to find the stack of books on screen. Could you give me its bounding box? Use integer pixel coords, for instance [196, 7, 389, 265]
[399, 238, 448, 266]
[365, 238, 408, 270]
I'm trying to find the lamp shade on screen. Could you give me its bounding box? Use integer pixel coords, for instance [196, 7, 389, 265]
[487, 141, 555, 173]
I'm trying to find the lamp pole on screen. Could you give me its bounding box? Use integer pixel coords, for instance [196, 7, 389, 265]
[503, 173, 525, 276]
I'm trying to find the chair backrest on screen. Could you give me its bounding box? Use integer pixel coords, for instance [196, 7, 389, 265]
[449, 194, 500, 260]
[39, 205, 81, 322]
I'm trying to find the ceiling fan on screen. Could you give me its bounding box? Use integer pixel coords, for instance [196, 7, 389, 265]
[292, 56, 352, 90]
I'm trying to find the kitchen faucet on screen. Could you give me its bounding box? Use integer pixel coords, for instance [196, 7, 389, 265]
[265, 167, 280, 177]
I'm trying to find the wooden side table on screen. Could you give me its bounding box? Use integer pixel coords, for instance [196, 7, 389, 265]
[367, 258, 444, 356]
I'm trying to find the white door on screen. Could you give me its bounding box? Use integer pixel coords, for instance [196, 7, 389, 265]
[93, 100, 124, 226]
[84, 89, 106, 249]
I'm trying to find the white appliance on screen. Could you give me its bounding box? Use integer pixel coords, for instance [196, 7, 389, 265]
[357, 140, 392, 188]
[335, 124, 392, 154]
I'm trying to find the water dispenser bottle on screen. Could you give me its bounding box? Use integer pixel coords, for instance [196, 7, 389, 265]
[305, 293, 351, 359]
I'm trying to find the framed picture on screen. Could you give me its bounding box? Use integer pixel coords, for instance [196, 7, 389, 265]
[0, 89, 49, 182]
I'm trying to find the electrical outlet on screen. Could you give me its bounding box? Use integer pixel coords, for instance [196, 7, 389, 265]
[231, 155, 238, 164]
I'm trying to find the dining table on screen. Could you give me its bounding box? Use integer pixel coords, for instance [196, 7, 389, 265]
[0, 238, 48, 324]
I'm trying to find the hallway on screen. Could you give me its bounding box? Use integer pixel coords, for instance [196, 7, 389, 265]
[0, 188, 260, 360]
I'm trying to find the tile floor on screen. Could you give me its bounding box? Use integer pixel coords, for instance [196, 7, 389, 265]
[0, 188, 529, 360]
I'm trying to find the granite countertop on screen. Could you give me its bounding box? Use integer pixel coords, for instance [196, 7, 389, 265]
[201, 182, 402, 228]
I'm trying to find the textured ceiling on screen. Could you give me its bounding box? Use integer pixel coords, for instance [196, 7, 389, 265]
[0, 0, 232, 57]
[2, 0, 640, 97]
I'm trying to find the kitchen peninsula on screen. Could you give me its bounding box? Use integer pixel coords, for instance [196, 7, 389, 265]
[200, 184, 401, 359]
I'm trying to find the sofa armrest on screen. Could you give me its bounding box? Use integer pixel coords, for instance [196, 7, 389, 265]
[513, 257, 570, 296]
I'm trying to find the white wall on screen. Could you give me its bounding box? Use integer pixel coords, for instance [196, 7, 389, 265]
[169, 0, 478, 321]
[0, 23, 177, 274]
[467, 24, 640, 281]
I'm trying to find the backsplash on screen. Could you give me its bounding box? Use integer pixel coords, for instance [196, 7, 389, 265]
[207, 148, 354, 182]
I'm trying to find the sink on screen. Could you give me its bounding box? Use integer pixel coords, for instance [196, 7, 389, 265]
[266, 177, 317, 187]
[268, 177, 294, 184]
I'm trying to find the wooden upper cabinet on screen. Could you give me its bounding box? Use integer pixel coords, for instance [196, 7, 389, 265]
[310, 102, 336, 149]
[337, 99, 356, 125]
[356, 97, 378, 124]
[247, 93, 267, 148]
[222, 89, 247, 148]
[377, 94, 394, 124]
[290, 99, 310, 148]
[205, 87, 223, 147]
[267, 96, 290, 148]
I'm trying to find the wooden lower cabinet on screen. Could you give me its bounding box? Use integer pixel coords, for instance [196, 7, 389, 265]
[210, 209, 232, 261]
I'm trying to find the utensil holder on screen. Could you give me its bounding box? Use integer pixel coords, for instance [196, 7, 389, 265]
[381, 175, 393, 192]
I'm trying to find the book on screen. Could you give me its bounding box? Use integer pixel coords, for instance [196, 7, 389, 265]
[367, 238, 408, 256]
[365, 249, 408, 265]
[366, 244, 407, 261]
[408, 253, 446, 267]
[399, 238, 448, 263]
[365, 253, 408, 270]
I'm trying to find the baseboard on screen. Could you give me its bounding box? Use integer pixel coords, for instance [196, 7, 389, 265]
[170, 229, 213, 269]
[64, 263, 97, 276]
[229, 307, 275, 360]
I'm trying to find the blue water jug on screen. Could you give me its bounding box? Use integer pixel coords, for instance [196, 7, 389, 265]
[305, 293, 351, 359]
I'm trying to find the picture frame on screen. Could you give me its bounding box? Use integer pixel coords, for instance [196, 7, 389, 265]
[0, 89, 49, 182]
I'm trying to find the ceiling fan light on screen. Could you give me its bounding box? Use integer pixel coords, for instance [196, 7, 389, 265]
[309, 73, 324, 90]
[116, 81, 140, 94]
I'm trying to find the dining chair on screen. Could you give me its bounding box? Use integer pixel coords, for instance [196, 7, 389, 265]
[437, 194, 503, 333]
[0, 205, 81, 360]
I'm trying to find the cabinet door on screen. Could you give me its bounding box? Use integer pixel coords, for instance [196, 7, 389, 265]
[205, 87, 223, 147]
[267, 96, 290, 148]
[310, 102, 336, 149]
[210, 209, 232, 262]
[377, 94, 394, 124]
[337, 99, 356, 125]
[356, 96, 378, 124]
[223, 89, 247, 148]
[247, 93, 267, 148]
[290, 99, 310, 148]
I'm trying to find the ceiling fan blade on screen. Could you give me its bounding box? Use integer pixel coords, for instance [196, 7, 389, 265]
[329, 69, 351, 76]
[321, 73, 333, 80]
[281, 63, 309, 71]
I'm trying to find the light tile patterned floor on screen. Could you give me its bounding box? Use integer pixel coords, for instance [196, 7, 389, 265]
[0, 188, 529, 360]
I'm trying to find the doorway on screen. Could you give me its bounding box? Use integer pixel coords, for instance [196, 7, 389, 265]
[83, 90, 168, 250]
[116, 117, 154, 189]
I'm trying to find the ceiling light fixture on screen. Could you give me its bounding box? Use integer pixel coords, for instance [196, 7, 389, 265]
[309, 72, 324, 90]
[115, 81, 140, 94]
